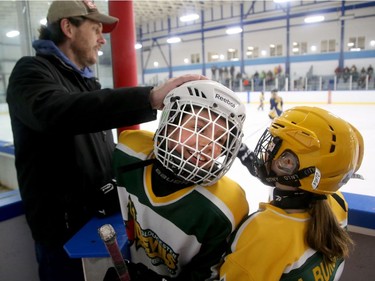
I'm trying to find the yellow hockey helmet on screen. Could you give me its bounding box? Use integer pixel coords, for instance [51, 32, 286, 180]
[252, 106, 363, 194]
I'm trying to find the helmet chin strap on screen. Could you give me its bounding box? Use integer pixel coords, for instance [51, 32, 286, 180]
[262, 166, 316, 187]
[272, 188, 327, 209]
[154, 159, 192, 186]
[272, 188, 313, 209]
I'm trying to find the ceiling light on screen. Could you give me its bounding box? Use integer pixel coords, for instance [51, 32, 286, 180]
[135, 43, 142, 49]
[304, 15, 325, 24]
[180, 13, 199, 22]
[6, 30, 20, 38]
[226, 27, 242, 35]
[167, 37, 181, 44]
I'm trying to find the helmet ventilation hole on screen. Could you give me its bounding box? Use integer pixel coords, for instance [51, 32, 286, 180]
[187, 87, 207, 98]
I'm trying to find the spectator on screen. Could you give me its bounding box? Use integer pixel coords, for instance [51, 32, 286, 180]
[222, 106, 364, 280]
[367, 64, 373, 80]
[6, 1, 206, 280]
[358, 67, 367, 88]
[351, 66, 359, 82]
[335, 66, 342, 81]
[343, 66, 350, 83]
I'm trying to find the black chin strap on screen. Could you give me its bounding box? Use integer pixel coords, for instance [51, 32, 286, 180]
[264, 166, 316, 187]
[272, 188, 327, 209]
[117, 158, 156, 174]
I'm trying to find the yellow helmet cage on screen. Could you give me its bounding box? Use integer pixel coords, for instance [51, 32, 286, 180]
[267, 106, 363, 194]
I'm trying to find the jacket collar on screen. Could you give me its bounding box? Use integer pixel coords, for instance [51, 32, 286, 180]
[32, 39, 94, 78]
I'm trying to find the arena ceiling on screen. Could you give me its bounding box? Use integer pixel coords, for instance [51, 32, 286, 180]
[132, 0, 225, 27]
[0, 0, 226, 36]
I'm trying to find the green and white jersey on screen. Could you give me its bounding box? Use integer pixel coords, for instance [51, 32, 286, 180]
[114, 130, 249, 280]
[219, 192, 348, 281]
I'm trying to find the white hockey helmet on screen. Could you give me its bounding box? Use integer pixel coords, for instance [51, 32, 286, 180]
[154, 80, 246, 186]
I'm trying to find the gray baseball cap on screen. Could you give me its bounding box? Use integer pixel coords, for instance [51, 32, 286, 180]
[47, 0, 119, 33]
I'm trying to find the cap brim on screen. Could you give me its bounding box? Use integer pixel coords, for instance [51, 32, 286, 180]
[85, 13, 119, 33]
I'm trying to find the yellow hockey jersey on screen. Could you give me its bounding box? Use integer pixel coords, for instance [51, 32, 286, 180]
[219, 192, 348, 281]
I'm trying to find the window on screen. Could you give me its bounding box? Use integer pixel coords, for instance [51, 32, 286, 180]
[321, 40, 328, 53]
[270, 44, 283, 57]
[328, 39, 336, 52]
[321, 39, 336, 53]
[191, 53, 200, 64]
[246, 46, 259, 59]
[348, 36, 365, 51]
[292, 42, 307, 55]
[227, 48, 239, 61]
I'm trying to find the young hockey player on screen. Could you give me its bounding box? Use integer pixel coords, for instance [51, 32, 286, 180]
[113, 80, 249, 280]
[220, 106, 364, 281]
[268, 88, 283, 119]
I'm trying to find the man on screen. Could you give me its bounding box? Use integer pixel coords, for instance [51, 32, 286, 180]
[6, 1, 206, 280]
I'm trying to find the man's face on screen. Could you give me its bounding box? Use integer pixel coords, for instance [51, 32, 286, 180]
[69, 19, 106, 68]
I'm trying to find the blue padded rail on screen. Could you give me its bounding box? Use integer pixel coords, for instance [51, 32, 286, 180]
[0, 190, 24, 221]
[0, 140, 14, 155]
[342, 192, 375, 230]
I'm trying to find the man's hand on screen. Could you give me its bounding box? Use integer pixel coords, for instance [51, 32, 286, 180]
[149, 74, 208, 110]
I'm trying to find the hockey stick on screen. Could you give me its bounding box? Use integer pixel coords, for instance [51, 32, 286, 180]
[98, 224, 131, 281]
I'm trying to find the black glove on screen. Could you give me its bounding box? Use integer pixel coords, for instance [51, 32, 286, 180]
[237, 143, 258, 177]
[92, 179, 121, 217]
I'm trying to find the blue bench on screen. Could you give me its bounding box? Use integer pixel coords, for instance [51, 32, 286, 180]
[64, 212, 129, 259]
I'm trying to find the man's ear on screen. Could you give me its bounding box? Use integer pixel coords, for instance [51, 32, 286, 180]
[60, 18, 73, 38]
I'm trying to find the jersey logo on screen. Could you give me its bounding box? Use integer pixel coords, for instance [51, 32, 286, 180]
[281, 253, 342, 281]
[126, 197, 179, 275]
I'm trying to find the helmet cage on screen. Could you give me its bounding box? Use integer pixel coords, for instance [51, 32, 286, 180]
[252, 128, 315, 188]
[155, 98, 243, 186]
